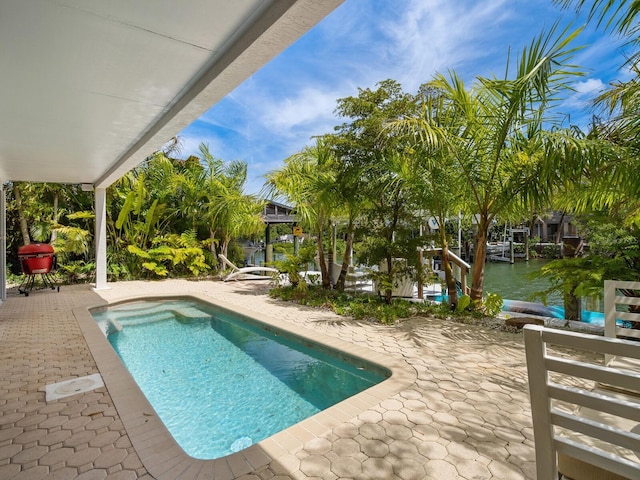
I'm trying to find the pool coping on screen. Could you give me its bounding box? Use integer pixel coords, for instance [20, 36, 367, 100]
[74, 293, 417, 480]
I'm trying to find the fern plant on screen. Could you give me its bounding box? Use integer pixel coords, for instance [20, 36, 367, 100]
[126, 230, 211, 278]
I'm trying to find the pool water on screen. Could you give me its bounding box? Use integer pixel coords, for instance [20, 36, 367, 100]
[92, 300, 386, 459]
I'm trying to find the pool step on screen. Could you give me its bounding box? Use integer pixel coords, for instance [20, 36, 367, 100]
[171, 306, 211, 320]
[95, 302, 212, 335]
[113, 310, 176, 326]
[106, 307, 210, 327]
[105, 303, 175, 321]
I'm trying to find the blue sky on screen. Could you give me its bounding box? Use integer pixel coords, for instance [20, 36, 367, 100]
[178, 0, 629, 194]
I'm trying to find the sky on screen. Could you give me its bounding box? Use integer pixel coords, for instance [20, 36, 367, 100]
[177, 0, 630, 195]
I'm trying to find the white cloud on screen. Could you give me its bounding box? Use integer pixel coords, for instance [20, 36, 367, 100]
[176, 0, 629, 194]
[241, 0, 520, 150]
[574, 78, 606, 95]
[380, 0, 513, 90]
[260, 87, 340, 132]
[563, 77, 606, 110]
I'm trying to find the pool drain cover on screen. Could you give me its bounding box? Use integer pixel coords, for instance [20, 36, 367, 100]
[45, 374, 104, 401]
[230, 436, 253, 452]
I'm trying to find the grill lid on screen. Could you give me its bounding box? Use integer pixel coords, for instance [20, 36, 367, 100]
[18, 243, 54, 256]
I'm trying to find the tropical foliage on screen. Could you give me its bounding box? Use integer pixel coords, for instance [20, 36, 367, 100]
[8, 1, 640, 323]
[5, 143, 264, 282]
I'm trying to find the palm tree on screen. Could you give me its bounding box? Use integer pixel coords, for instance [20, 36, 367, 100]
[331, 161, 364, 292]
[391, 27, 583, 304]
[264, 138, 338, 288]
[553, 1, 640, 221]
[556, 1, 639, 47]
[331, 80, 424, 301]
[545, 2, 640, 235]
[198, 144, 264, 262]
[389, 87, 468, 307]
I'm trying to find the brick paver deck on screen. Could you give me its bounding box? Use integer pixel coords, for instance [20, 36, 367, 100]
[0, 280, 537, 479]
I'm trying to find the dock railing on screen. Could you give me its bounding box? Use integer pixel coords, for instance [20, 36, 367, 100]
[420, 247, 471, 296]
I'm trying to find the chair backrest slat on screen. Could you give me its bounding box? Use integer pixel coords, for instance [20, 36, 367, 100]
[555, 438, 640, 480]
[551, 409, 640, 452]
[547, 356, 640, 391]
[549, 384, 640, 422]
[605, 280, 640, 363]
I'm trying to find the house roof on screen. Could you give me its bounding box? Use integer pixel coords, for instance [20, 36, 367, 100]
[0, 0, 342, 188]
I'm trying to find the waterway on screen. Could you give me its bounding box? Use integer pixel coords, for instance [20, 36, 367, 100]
[249, 249, 603, 313]
[481, 259, 604, 319]
[481, 259, 561, 305]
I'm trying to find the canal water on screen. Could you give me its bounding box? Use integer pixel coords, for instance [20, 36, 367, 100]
[481, 259, 604, 320]
[250, 249, 603, 315]
[481, 259, 562, 305]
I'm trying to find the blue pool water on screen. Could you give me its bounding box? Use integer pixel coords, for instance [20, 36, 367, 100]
[92, 300, 386, 459]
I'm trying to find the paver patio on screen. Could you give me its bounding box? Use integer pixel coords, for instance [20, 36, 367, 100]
[0, 279, 538, 479]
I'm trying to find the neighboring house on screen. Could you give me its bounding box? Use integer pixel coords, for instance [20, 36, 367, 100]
[531, 212, 578, 243]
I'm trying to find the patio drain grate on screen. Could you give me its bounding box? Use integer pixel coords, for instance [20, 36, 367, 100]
[45, 373, 104, 401]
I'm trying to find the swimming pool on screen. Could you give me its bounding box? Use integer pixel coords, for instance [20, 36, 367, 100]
[92, 299, 388, 459]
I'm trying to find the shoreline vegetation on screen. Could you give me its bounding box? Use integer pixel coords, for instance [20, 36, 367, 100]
[269, 284, 507, 329]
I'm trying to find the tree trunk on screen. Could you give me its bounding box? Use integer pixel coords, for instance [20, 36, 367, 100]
[336, 220, 355, 292]
[50, 191, 59, 243]
[14, 183, 30, 245]
[441, 243, 459, 309]
[382, 254, 394, 304]
[470, 221, 488, 304]
[210, 229, 220, 270]
[564, 290, 582, 321]
[555, 212, 566, 244]
[316, 225, 330, 289]
[221, 238, 230, 261]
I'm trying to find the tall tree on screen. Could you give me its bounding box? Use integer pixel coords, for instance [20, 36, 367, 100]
[331, 80, 423, 302]
[389, 86, 467, 307]
[198, 144, 265, 261]
[548, 2, 640, 235]
[390, 27, 583, 304]
[264, 138, 337, 288]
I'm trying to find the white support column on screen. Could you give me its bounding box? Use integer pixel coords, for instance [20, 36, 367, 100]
[0, 184, 6, 302]
[94, 187, 108, 290]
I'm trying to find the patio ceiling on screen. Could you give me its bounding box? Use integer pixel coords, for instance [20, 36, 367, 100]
[0, 0, 343, 188]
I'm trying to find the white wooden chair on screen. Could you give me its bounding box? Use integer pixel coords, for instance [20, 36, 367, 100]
[524, 324, 640, 480]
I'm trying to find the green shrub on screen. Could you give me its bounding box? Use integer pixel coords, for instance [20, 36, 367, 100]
[483, 292, 504, 317]
[272, 243, 317, 288]
[456, 295, 472, 312]
[541, 244, 561, 258]
[270, 285, 466, 324]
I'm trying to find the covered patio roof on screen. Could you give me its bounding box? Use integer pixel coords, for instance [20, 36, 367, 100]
[0, 0, 343, 188]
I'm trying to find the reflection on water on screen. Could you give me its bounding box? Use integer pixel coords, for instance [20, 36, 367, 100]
[480, 259, 561, 305]
[481, 259, 602, 313]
